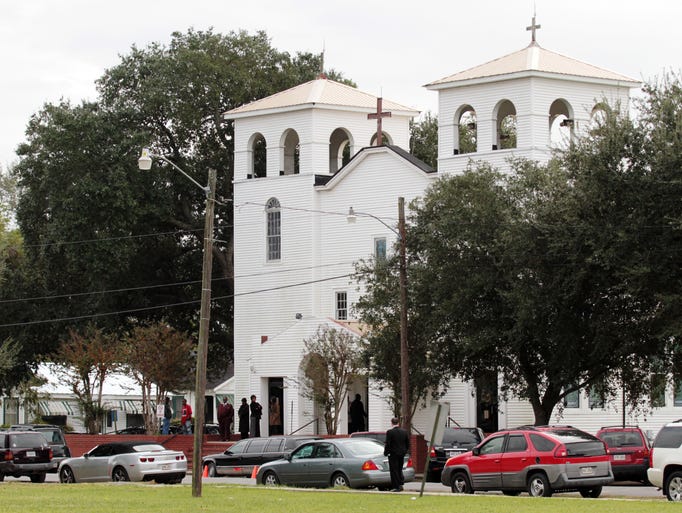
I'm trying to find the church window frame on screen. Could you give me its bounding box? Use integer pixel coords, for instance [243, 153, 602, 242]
[329, 127, 354, 174]
[492, 99, 517, 150]
[454, 105, 477, 155]
[374, 237, 387, 261]
[265, 197, 281, 262]
[248, 132, 267, 179]
[549, 98, 575, 149]
[280, 128, 300, 175]
[335, 291, 348, 320]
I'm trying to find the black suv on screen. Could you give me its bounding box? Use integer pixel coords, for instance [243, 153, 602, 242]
[10, 424, 70, 470]
[427, 427, 485, 481]
[202, 435, 321, 477]
[0, 430, 54, 482]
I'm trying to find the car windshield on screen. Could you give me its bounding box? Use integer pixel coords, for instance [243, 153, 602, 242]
[132, 444, 165, 452]
[37, 429, 64, 444]
[342, 440, 385, 457]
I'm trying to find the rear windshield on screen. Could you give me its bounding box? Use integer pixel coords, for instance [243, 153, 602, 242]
[565, 441, 606, 456]
[442, 429, 481, 446]
[599, 432, 643, 447]
[654, 426, 682, 448]
[37, 429, 65, 444]
[545, 429, 601, 444]
[343, 440, 385, 457]
[10, 433, 48, 448]
[132, 444, 166, 452]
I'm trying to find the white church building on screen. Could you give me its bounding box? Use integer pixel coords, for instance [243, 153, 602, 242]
[225, 22, 679, 438]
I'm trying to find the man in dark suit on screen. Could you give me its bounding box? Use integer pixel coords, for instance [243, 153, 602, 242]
[384, 417, 410, 492]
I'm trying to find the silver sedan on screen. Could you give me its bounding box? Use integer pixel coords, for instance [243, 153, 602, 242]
[256, 438, 415, 489]
[58, 442, 187, 484]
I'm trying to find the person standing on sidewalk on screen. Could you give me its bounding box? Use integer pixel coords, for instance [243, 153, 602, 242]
[249, 395, 263, 437]
[384, 417, 410, 492]
[180, 398, 193, 434]
[162, 397, 173, 435]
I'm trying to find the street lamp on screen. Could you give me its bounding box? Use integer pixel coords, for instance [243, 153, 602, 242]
[138, 148, 216, 498]
[347, 197, 411, 432]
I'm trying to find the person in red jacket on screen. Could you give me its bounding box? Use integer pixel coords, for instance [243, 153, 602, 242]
[180, 398, 193, 434]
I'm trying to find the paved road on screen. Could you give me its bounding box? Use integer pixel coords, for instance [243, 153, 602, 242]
[35, 473, 663, 499]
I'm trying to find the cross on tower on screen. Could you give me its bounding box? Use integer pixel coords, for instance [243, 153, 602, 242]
[368, 97, 392, 146]
[526, 14, 541, 44]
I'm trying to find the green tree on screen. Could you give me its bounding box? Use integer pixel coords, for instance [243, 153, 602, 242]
[122, 321, 195, 434]
[354, 253, 452, 422]
[11, 29, 353, 378]
[52, 325, 122, 433]
[410, 112, 438, 169]
[301, 326, 364, 435]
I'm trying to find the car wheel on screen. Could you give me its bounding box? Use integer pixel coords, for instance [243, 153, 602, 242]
[112, 466, 130, 482]
[502, 490, 521, 496]
[450, 471, 473, 494]
[262, 470, 280, 486]
[579, 486, 602, 498]
[331, 472, 350, 488]
[0, 473, 4, 482]
[206, 462, 217, 477]
[59, 466, 76, 484]
[666, 471, 682, 501]
[527, 473, 552, 497]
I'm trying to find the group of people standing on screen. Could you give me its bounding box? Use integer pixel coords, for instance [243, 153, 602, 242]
[217, 394, 281, 440]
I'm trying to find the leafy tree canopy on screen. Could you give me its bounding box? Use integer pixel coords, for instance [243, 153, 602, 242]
[8, 28, 353, 389]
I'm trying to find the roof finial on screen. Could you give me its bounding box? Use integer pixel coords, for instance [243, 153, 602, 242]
[526, 6, 541, 45]
[317, 41, 327, 79]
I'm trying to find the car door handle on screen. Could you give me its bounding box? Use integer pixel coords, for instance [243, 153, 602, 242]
[494, 459, 501, 463]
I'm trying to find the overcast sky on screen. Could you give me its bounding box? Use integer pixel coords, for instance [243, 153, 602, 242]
[1, 0, 680, 168]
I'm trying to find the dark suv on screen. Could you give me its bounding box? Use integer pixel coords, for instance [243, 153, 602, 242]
[0, 430, 54, 482]
[427, 427, 485, 481]
[595, 426, 650, 482]
[441, 425, 613, 497]
[202, 435, 321, 477]
[10, 424, 70, 471]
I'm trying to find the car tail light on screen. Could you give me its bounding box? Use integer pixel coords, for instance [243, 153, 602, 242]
[139, 457, 155, 462]
[361, 460, 379, 471]
[406, 458, 413, 468]
[49, 449, 54, 460]
[175, 455, 185, 460]
[554, 444, 568, 458]
[4, 451, 13, 461]
[650, 448, 655, 467]
[430, 447, 436, 458]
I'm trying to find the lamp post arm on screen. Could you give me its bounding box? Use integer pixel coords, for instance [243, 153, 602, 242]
[153, 154, 210, 195]
[348, 208, 400, 238]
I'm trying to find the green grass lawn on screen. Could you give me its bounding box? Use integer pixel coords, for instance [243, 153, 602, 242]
[0, 483, 677, 513]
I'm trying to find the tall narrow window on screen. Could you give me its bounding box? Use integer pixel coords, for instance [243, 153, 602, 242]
[266, 198, 281, 261]
[335, 291, 348, 320]
[374, 237, 387, 261]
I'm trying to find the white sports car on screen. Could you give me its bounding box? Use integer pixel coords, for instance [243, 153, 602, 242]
[58, 441, 186, 484]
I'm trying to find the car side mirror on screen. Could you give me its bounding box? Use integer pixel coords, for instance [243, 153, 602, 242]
[84, 453, 90, 459]
[472, 447, 480, 456]
[285, 452, 292, 461]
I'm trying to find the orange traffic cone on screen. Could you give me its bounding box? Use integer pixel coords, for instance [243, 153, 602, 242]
[202, 465, 209, 478]
[250, 465, 259, 479]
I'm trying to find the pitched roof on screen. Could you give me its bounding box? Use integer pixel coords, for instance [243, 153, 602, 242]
[426, 43, 639, 89]
[225, 78, 419, 118]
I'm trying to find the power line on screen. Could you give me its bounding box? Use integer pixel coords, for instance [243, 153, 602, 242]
[0, 274, 353, 329]
[0, 261, 355, 304]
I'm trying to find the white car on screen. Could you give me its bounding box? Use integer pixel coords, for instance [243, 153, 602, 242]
[647, 420, 682, 500]
[58, 442, 186, 484]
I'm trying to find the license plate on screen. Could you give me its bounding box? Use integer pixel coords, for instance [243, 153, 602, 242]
[613, 454, 626, 461]
[580, 466, 595, 475]
[26, 451, 35, 457]
[161, 464, 170, 470]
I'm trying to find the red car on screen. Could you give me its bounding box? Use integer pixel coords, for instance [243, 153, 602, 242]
[440, 425, 613, 497]
[595, 426, 650, 483]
